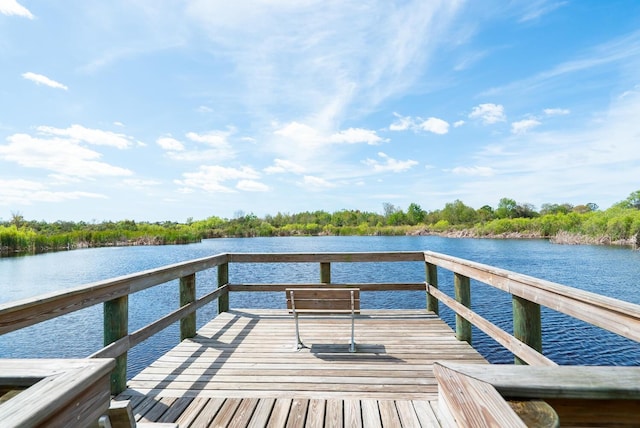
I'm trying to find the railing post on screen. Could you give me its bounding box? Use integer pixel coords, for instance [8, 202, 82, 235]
[180, 273, 196, 341]
[425, 262, 439, 315]
[454, 273, 472, 344]
[104, 295, 128, 395]
[512, 295, 542, 365]
[218, 262, 229, 313]
[320, 262, 331, 284]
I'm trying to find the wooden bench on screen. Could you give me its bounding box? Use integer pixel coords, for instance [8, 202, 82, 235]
[286, 288, 360, 352]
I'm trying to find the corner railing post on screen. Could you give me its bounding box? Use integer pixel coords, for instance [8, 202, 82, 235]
[218, 262, 229, 313]
[180, 273, 196, 340]
[512, 295, 542, 365]
[104, 295, 128, 395]
[426, 262, 439, 315]
[320, 262, 331, 284]
[454, 273, 472, 344]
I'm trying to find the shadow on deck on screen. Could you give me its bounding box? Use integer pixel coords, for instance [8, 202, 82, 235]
[115, 309, 486, 427]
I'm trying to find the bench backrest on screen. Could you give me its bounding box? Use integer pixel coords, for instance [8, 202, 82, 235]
[286, 288, 360, 314]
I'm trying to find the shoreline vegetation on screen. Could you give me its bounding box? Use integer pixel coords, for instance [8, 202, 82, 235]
[2, 191, 639, 256]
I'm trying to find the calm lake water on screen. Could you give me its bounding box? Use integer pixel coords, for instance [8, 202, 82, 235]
[1, 236, 639, 377]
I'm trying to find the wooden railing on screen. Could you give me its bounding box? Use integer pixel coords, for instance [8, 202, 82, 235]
[1, 250, 639, 402]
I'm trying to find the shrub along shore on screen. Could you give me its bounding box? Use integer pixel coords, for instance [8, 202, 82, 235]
[2, 191, 639, 256]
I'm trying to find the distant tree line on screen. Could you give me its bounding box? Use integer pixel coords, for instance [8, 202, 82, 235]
[2, 190, 639, 256]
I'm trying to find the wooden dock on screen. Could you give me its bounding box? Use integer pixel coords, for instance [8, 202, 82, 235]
[4, 251, 639, 426]
[115, 309, 486, 427]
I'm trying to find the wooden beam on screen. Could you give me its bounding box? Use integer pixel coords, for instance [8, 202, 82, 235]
[218, 262, 229, 313]
[180, 273, 196, 341]
[512, 295, 542, 365]
[425, 262, 438, 315]
[104, 295, 128, 394]
[454, 273, 471, 344]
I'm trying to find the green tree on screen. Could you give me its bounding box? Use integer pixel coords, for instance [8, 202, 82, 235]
[441, 200, 477, 225]
[495, 198, 517, 219]
[406, 203, 426, 225]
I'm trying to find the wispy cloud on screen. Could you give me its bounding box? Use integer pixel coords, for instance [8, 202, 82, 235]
[390, 113, 450, 134]
[175, 165, 262, 193]
[469, 103, 506, 124]
[519, 1, 568, 23]
[0, 179, 106, 206]
[0, 133, 132, 178]
[0, 0, 33, 19]
[264, 159, 306, 175]
[481, 30, 640, 97]
[37, 125, 135, 149]
[363, 152, 418, 173]
[22, 72, 68, 90]
[511, 119, 541, 134]
[450, 166, 495, 177]
[157, 129, 236, 161]
[184, 1, 464, 128]
[543, 108, 570, 116]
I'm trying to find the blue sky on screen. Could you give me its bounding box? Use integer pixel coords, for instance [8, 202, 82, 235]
[1, 1, 639, 222]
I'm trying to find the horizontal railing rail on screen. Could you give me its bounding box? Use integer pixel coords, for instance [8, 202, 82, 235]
[1, 250, 639, 398]
[423, 250, 640, 366]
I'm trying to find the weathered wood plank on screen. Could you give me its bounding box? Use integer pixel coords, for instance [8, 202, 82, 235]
[378, 400, 401, 427]
[229, 283, 426, 292]
[227, 397, 259, 428]
[424, 251, 640, 343]
[344, 399, 363, 428]
[247, 398, 276, 428]
[325, 399, 343, 428]
[360, 399, 382, 428]
[268, 398, 293, 428]
[0, 254, 228, 335]
[286, 398, 309, 428]
[434, 363, 526, 427]
[437, 362, 640, 399]
[210, 398, 242, 427]
[306, 398, 326, 428]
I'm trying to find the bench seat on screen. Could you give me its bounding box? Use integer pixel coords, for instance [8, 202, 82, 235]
[286, 288, 360, 352]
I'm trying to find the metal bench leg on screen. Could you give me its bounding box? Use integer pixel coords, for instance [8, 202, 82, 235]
[294, 311, 305, 350]
[349, 290, 356, 353]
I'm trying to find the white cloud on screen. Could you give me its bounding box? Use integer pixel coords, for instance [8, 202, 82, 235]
[37, 125, 135, 149]
[302, 175, 336, 189]
[0, 179, 106, 206]
[22, 72, 68, 90]
[264, 158, 306, 174]
[469, 103, 506, 124]
[196, 105, 214, 113]
[0, 133, 133, 178]
[389, 114, 450, 135]
[156, 136, 185, 151]
[187, 128, 235, 148]
[363, 152, 418, 173]
[185, 2, 463, 127]
[158, 129, 236, 161]
[274, 121, 384, 149]
[389, 113, 413, 131]
[175, 165, 261, 193]
[450, 166, 495, 177]
[418, 117, 450, 135]
[122, 178, 161, 188]
[0, 0, 33, 19]
[453, 120, 465, 128]
[329, 128, 385, 145]
[519, 1, 568, 22]
[236, 180, 269, 192]
[511, 119, 541, 134]
[543, 108, 570, 116]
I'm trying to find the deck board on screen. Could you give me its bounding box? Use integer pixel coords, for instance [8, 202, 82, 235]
[117, 309, 486, 426]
